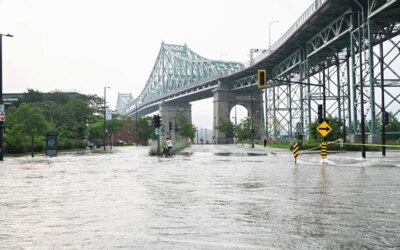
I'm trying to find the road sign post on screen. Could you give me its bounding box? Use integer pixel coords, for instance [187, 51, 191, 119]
[154, 127, 162, 156]
[293, 143, 299, 164]
[317, 121, 332, 161]
[317, 121, 332, 138]
[321, 142, 327, 160]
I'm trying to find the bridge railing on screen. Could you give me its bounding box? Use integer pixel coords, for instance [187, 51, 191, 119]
[128, 0, 329, 115]
[244, 0, 328, 68]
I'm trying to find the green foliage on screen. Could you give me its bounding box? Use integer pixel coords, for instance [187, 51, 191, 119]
[87, 121, 103, 143]
[236, 118, 252, 142]
[4, 103, 52, 153]
[270, 116, 281, 137]
[216, 118, 235, 139]
[175, 109, 196, 140]
[4, 131, 26, 153]
[22, 89, 44, 103]
[309, 116, 344, 142]
[136, 116, 153, 144]
[107, 117, 124, 135]
[3, 90, 118, 154]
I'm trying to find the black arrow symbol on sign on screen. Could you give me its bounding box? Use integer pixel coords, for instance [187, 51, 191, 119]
[318, 127, 331, 132]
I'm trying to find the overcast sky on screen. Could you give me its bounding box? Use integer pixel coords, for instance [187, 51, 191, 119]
[0, 0, 314, 128]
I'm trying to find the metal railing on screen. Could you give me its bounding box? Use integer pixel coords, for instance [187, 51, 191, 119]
[244, 0, 328, 68]
[127, 0, 329, 114]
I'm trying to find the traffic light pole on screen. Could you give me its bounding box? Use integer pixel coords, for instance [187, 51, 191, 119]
[322, 64, 327, 143]
[157, 134, 160, 157]
[154, 114, 161, 156]
[0, 36, 3, 161]
[135, 101, 138, 147]
[380, 41, 386, 156]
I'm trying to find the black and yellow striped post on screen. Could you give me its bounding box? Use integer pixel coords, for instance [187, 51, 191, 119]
[293, 143, 299, 164]
[321, 142, 327, 159]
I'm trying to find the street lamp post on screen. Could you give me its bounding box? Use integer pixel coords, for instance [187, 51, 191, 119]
[0, 33, 13, 161]
[135, 100, 138, 147]
[266, 21, 278, 138]
[268, 20, 279, 52]
[251, 90, 255, 148]
[103, 86, 110, 151]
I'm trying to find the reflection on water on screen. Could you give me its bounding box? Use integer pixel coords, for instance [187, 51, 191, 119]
[0, 146, 399, 249]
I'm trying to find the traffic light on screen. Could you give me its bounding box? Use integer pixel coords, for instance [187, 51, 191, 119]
[384, 111, 390, 126]
[154, 115, 162, 128]
[169, 121, 172, 131]
[318, 104, 323, 123]
[152, 115, 156, 127]
[258, 69, 267, 89]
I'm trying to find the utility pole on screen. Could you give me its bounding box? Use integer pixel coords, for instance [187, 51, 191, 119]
[103, 86, 110, 151]
[0, 33, 13, 161]
[135, 100, 138, 146]
[251, 90, 255, 148]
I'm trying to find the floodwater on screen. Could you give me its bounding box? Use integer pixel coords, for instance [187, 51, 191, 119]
[0, 145, 399, 249]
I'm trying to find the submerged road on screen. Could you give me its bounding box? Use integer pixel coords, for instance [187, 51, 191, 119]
[1, 145, 399, 249]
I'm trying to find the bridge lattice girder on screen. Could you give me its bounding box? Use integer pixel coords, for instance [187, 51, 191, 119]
[137, 42, 244, 105]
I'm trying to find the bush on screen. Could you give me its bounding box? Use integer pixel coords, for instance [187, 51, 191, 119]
[5, 134, 26, 154]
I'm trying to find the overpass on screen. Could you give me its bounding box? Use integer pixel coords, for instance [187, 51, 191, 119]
[117, 0, 400, 143]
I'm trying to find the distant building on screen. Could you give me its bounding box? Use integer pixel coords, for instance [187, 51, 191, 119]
[112, 119, 139, 145]
[116, 93, 134, 115]
[2, 93, 23, 106]
[3, 91, 82, 107]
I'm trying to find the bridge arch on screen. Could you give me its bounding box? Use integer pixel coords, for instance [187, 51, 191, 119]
[230, 104, 248, 125]
[213, 85, 264, 144]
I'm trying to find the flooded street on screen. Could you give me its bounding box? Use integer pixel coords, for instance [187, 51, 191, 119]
[1, 145, 400, 249]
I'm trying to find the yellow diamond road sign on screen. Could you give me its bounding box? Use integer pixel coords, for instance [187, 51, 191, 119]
[317, 121, 333, 137]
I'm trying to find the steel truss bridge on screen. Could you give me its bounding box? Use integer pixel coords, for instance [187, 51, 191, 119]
[120, 0, 400, 140]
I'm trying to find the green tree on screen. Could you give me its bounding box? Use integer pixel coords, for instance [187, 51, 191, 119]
[236, 118, 252, 144]
[5, 103, 52, 153]
[22, 89, 44, 103]
[85, 94, 105, 123]
[5, 90, 105, 152]
[269, 116, 281, 137]
[106, 115, 124, 141]
[87, 121, 104, 146]
[136, 116, 153, 145]
[175, 109, 196, 140]
[87, 115, 124, 147]
[216, 118, 235, 140]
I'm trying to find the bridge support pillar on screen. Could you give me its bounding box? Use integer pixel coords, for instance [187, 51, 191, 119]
[213, 86, 264, 144]
[159, 102, 192, 141]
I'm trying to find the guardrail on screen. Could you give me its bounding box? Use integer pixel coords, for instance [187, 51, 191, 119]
[244, 0, 328, 68]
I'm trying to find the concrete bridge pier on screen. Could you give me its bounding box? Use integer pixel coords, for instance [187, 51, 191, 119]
[213, 86, 264, 144]
[159, 102, 192, 141]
